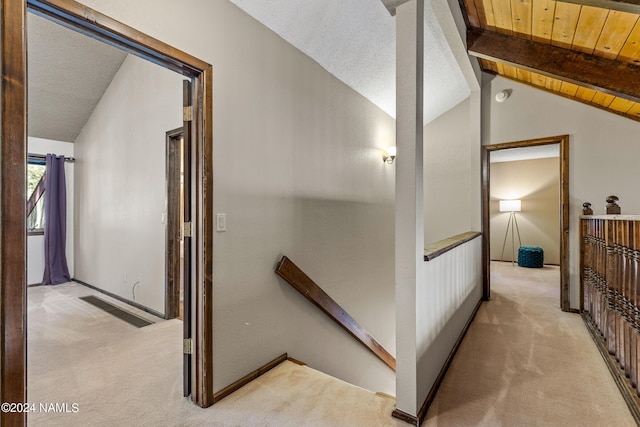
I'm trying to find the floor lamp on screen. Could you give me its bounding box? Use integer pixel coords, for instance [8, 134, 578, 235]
[499, 200, 522, 265]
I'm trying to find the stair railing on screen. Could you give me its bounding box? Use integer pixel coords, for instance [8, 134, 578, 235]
[275, 256, 396, 371]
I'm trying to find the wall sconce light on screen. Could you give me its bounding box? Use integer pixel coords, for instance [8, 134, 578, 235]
[383, 146, 396, 164]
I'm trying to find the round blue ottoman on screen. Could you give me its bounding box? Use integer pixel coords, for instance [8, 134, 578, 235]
[518, 246, 544, 268]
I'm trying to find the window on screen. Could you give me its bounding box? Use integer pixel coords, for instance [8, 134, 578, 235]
[27, 157, 46, 234]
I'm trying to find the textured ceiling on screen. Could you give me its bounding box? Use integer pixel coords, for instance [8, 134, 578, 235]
[28, 0, 472, 141]
[229, 0, 470, 123]
[490, 145, 560, 163]
[27, 12, 127, 142]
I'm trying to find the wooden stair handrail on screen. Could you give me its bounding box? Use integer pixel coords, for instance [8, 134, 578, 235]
[275, 256, 396, 371]
[26, 172, 46, 217]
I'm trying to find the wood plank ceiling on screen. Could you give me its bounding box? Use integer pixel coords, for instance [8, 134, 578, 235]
[462, 0, 640, 121]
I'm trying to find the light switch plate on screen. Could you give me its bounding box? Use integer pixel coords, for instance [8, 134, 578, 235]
[216, 213, 226, 232]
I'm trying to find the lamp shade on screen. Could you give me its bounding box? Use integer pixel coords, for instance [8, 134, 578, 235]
[499, 199, 521, 212]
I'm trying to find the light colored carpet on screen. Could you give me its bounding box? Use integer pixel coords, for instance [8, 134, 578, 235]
[30, 266, 633, 426]
[423, 262, 636, 426]
[27, 282, 403, 426]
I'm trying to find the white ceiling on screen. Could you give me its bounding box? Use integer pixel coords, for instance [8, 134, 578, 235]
[490, 145, 560, 163]
[27, 0, 471, 141]
[27, 12, 127, 142]
[228, 0, 470, 123]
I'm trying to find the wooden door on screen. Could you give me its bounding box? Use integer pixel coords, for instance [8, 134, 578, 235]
[182, 80, 193, 397]
[166, 128, 183, 320]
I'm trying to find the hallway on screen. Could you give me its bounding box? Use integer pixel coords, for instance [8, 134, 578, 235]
[423, 262, 635, 426]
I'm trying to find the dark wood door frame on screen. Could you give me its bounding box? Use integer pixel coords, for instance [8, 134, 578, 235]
[1, 2, 28, 426]
[1, 1, 214, 424]
[181, 79, 195, 398]
[166, 123, 194, 396]
[165, 127, 183, 320]
[482, 135, 570, 311]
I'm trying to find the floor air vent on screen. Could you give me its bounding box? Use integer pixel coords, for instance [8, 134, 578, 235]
[80, 295, 154, 328]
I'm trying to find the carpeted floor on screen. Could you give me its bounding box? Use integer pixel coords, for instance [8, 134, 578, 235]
[27, 282, 402, 426]
[423, 262, 636, 426]
[28, 265, 636, 426]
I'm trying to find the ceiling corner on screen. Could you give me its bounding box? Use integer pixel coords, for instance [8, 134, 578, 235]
[381, 0, 412, 16]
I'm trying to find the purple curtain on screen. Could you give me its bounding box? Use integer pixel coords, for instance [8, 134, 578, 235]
[42, 154, 71, 285]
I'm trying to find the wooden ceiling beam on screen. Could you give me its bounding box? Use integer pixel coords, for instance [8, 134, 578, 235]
[558, 0, 640, 15]
[467, 27, 640, 103]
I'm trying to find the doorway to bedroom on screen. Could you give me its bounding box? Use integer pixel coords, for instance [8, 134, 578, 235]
[0, 1, 214, 423]
[482, 135, 570, 311]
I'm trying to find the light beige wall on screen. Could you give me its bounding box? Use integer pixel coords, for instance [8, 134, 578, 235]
[483, 75, 640, 308]
[74, 54, 183, 314]
[424, 97, 473, 244]
[77, 0, 396, 394]
[411, 95, 482, 413]
[489, 157, 560, 264]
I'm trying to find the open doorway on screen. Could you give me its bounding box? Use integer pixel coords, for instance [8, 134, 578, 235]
[1, 1, 213, 424]
[482, 135, 570, 311]
[490, 147, 560, 265]
[25, 5, 194, 417]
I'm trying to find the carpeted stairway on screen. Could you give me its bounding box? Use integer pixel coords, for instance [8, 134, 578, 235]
[27, 282, 402, 426]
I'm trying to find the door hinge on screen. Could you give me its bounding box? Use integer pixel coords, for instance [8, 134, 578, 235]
[183, 221, 192, 238]
[183, 338, 192, 354]
[183, 105, 193, 122]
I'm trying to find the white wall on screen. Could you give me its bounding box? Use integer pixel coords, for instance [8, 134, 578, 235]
[74, 54, 183, 314]
[417, 93, 483, 412]
[27, 137, 74, 284]
[483, 75, 640, 308]
[27, 235, 45, 286]
[395, 0, 483, 415]
[416, 236, 482, 404]
[424, 97, 475, 244]
[76, 0, 397, 395]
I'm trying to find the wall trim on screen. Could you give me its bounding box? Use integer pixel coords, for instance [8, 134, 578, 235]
[212, 353, 289, 403]
[391, 408, 419, 425]
[73, 279, 164, 319]
[287, 357, 307, 366]
[392, 297, 484, 425]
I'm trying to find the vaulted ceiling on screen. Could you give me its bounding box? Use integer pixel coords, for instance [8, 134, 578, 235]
[228, 0, 471, 123]
[461, 0, 640, 122]
[28, 12, 127, 142]
[28, 0, 640, 144]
